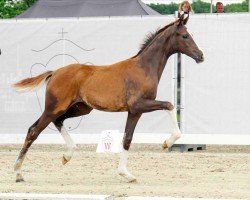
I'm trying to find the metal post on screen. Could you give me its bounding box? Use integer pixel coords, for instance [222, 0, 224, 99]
[173, 53, 178, 108]
[180, 53, 185, 133]
[174, 11, 179, 123]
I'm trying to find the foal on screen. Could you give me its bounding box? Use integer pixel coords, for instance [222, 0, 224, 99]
[12, 14, 204, 182]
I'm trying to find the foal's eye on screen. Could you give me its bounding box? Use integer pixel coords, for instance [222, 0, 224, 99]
[182, 34, 189, 39]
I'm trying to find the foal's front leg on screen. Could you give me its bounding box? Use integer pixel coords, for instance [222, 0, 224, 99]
[131, 99, 181, 149]
[118, 112, 141, 182]
[162, 107, 181, 149]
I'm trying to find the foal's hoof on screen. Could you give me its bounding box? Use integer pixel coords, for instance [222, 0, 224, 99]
[62, 155, 71, 165]
[128, 177, 137, 183]
[162, 140, 169, 150]
[62, 156, 69, 165]
[118, 171, 137, 183]
[16, 178, 25, 183]
[16, 173, 24, 183]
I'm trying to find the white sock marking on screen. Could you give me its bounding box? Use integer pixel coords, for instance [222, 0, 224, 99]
[166, 108, 182, 147]
[60, 126, 76, 161]
[118, 148, 136, 182]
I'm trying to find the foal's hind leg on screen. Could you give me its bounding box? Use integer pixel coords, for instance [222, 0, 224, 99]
[54, 121, 76, 165]
[53, 102, 92, 165]
[14, 90, 73, 182]
[14, 112, 57, 182]
[118, 112, 141, 182]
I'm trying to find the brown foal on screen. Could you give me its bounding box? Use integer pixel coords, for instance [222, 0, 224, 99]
[12, 14, 204, 182]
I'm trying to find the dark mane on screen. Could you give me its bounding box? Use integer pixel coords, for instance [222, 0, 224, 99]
[133, 21, 175, 58]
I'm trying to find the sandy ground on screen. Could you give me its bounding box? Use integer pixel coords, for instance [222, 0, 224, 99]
[0, 144, 249, 199]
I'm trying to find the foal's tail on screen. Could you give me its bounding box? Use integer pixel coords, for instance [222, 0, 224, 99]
[12, 71, 53, 92]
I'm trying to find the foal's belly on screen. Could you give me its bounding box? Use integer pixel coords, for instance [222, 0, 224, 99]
[80, 75, 128, 112]
[83, 91, 128, 112]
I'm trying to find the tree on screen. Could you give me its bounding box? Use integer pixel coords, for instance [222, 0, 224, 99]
[0, 0, 36, 19]
[225, 0, 248, 13]
[149, 2, 179, 15]
[192, 0, 211, 13]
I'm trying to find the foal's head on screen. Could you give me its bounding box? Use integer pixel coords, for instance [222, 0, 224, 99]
[171, 14, 204, 63]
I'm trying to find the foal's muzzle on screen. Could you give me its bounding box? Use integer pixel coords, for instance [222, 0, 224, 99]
[195, 51, 205, 63]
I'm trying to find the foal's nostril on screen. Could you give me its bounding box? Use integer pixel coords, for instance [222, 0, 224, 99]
[200, 53, 204, 61]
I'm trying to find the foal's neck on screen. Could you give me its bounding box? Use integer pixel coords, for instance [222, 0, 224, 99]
[137, 30, 175, 81]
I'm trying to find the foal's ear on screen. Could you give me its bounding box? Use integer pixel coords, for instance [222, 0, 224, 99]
[177, 13, 189, 26]
[183, 13, 189, 25]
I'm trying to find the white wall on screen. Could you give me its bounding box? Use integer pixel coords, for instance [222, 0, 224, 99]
[1, 14, 250, 144]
